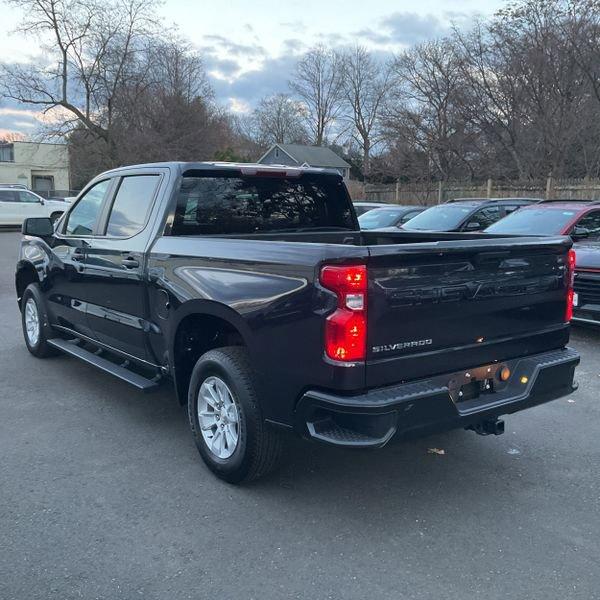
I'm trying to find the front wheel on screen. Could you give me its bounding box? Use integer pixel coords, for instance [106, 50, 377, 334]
[21, 283, 58, 358]
[188, 347, 285, 483]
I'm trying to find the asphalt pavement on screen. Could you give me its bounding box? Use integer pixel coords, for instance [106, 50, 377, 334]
[1, 230, 599, 600]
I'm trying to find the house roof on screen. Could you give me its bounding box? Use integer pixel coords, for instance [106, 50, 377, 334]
[261, 144, 351, 169]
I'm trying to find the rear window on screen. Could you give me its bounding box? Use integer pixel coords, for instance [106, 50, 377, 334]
[485, 208, 576, 235]
[171, 172, 354, 235]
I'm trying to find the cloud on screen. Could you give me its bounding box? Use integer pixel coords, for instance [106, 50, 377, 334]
[281, 38, 305, 53]
[384, 12, 449, 44]
[355, 10, 471, 47]
[12, 120, 36, 128]
[0, 101, 79, 136]
[227, 97, 252, 114]
[280, 20, 305, 33]
[0, 105, 41, 132]
[211, 53, 299, 107]
[316, 32, 347, 46]
[202, 35, 266, 58]
[0, 128, 25, 139]
[206, 57, 243, 79]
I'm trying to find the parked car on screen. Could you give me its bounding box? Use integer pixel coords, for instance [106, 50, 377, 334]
[358, 205, 425, 230]
[16, 163, 579, 483]
[485, 199, 600, 325]
[48, 195, 75, 204]
[0, 187, 67, 226]
[0, 183, 29, 190]
[485, 199, 599, 238]
[401, 198, 538, 232]
[353, 201, 388, 216]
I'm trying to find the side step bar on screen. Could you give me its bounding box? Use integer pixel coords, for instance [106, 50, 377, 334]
[48, 339, 160, 392]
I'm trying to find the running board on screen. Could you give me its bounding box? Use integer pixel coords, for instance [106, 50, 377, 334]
[48, 339, 160, 392]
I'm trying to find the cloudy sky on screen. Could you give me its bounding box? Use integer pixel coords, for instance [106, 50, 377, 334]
[0, 0, 505, 137]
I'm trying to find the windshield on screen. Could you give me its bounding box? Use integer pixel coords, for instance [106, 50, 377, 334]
[402, 204, 473, 231]
[485, 208, 576, 235]
[359, 209, 403, 230]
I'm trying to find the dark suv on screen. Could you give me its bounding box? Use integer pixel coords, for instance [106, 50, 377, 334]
[486, 199, 600, 325]
[401, 198, 539, 232]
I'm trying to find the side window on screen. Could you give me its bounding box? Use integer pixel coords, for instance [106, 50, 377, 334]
[17, 191, 41, 203]
[0, 190, 16, 202]
[465, 206, 501, 230]
[105, 175, 159, 237]
[65, 179, 111, 236]
[574, 211, 600, 240]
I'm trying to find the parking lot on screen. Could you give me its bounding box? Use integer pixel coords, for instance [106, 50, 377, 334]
[0, 229, 599, 600]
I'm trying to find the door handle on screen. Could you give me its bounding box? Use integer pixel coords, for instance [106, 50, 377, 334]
[121, 257, 140, 269]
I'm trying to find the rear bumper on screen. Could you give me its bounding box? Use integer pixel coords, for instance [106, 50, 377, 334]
[295, 347, 580, 448]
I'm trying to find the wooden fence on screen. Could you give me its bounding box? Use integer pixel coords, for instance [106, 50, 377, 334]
[350, 177, 600, 206]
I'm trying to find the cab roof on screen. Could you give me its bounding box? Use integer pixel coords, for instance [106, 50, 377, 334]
[102, 161, 342, 178]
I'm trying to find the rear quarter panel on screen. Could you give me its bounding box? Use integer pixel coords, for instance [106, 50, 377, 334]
[147, 236, 368, 424]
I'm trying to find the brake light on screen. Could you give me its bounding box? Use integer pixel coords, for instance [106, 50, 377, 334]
[320, 264, 367, 362]
[565, 249, 576, 322]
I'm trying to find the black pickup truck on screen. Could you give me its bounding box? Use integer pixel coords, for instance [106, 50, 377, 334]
[16, 162, 579, 483]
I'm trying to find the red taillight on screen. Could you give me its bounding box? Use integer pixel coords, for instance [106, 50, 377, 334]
[565, 249, 576, 322]
[324, 310, 367, 362]
[320, 264, 367, 362]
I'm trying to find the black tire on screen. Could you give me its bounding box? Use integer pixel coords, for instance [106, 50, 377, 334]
[50, 212, 63, 225]
[188, 346, 285, 483]
[21, 283, 58, 358]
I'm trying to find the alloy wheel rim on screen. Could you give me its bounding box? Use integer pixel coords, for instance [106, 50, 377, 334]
[24, 298, 40, 346]
[197, 376, 240, 459]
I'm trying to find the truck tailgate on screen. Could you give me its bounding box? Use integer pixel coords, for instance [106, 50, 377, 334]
[366, 236, 572, 388]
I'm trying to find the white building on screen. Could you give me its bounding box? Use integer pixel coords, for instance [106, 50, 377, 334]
[0, 141, 70, 193]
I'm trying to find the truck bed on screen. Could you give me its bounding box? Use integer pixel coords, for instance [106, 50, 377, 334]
[150, 229, 571, 402]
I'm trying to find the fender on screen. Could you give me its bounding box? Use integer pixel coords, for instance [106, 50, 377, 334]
[167, 298, 255, 356]
[165, 298, 260, 404]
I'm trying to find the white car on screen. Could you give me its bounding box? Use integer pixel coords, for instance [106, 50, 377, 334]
[0, 187, 67, 226]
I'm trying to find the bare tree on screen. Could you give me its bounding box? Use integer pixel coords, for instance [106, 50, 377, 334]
[249, 93, 308, 147]
[384, 39, 471, 181]
[456, 2, 591, 179]
[289, 45, 345, 145]
[340, 46, 391, 178]
[0, 0, 159, 159]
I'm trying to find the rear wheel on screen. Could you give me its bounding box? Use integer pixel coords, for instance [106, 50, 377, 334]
[21, 284, 58, 358]
[50, 212, 63, 225]
[188, 347, 285, 483]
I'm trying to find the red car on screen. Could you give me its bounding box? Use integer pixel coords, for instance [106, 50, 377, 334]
[486, 199, 600, 324]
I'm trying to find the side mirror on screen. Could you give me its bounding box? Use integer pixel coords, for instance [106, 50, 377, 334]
[465, 221, 481, 231]
[22, 217, 54, 237]
[571, 226, 590, 241]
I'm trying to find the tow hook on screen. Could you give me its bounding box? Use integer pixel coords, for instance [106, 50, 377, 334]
[467, 418, 505, 436]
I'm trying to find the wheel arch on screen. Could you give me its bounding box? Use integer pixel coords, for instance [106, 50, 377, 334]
[15, 261, 40, 307]
[169, 300, 255, 405]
